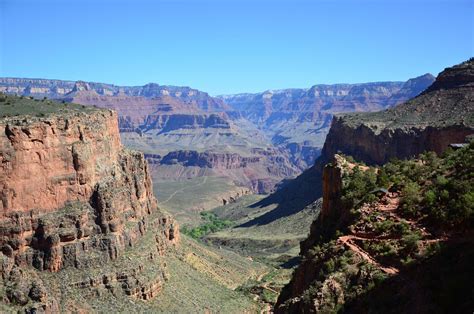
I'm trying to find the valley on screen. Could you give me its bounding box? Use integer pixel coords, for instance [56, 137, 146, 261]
[0, 74, 436, 234]
[0, 59, 472, 313]
[1, 0, 472, 312]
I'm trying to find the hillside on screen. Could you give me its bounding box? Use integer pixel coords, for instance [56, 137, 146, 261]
[276, 144, 474, 312]
[321, 59, 474, 164]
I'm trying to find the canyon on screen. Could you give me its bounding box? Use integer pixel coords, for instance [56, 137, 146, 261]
[0, 59, 471, 312]
[219, 73, 435, 168]
[0, 74, 435, 198]
[273, 59, 474, 312]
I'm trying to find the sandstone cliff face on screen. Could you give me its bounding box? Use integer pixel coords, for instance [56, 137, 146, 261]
[142, 113, 230, 133]
[320, 156, 344, 222]
[150, 148, 300, 194]
[320, 60, 474, 165]
[0, 99, 179, 311]
[274, 156, 349, 313]
[322, 118, 473, 165]
[60, 88, 232, 133]
[1, 111, 121, 212]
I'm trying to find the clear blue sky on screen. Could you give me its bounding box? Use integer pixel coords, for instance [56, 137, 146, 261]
[0, 0, 472, 95]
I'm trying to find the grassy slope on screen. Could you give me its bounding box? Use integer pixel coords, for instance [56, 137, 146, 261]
[150, 237, 267, 313]
[1, 235, 267, 313]
[0, 93, 99, 117]
[153, 176, 248, 227]
[339, 59, 474, 132]
[207, 196, 320, 259]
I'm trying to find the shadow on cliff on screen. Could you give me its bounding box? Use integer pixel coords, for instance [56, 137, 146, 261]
[238, 161, 324, 227]
[342, 240, 474, 314]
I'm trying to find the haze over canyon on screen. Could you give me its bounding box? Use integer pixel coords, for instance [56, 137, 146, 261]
[0, 58, 473, 312]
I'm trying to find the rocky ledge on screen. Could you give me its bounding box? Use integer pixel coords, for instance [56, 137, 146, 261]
[320, 59, 474, 165]
[0, 95, 179, 312]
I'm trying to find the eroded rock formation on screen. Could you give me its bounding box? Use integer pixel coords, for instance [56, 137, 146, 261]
[220, 74, 435, 168]
[320, 59, 474, 165]
[0, 98, 179, 311]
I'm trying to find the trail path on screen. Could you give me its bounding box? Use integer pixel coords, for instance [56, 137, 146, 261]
[160, 176, 208, 205]
[338, 235, 399, 274]
[337, 194, 403, 275]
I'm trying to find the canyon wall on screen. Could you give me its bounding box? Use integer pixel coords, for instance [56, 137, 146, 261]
[275, 156, 348, 313]
[275, 58, 474, 313]
[0, 98, 179, 311]
[150, 148, 300, 194]
[321, 118, 473, 165]
[220, 74, 435, 168]
[319, 60, 474, 165]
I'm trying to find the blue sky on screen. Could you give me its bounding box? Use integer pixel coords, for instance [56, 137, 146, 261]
[0, 0, 472, 95]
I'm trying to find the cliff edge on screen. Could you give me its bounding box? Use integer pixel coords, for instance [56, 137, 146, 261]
[321, 59, 474, 164]
[0, 94, 179, 312]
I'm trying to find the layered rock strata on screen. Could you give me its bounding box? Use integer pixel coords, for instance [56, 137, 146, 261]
[0, 98, 179, 311]
[320, 59, 474, 165]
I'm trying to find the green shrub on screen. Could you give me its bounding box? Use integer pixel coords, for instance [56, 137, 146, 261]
[425, 242, 441, 257]
[182, 212, 233, 239]
[323, 259, 336, 273]
[400, 182, 422, 216]
[374, 220, 394, 234]
[401, 232, 421, 253]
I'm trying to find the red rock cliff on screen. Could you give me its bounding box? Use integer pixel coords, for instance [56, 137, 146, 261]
[0, 100, 179, 311]
[1, 111, 121, 212]
[320, 59, 474, 165]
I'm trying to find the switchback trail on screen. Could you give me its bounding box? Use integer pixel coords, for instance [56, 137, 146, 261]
[337, 235, 399, 274]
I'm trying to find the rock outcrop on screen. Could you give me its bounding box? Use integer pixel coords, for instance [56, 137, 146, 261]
[274, 156, 348, 313]
[319, 59, 474, 165]
[160, 150, 260, 169]
[0, 95, 179, 312]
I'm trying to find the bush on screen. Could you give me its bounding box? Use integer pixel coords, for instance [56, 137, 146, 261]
[374, 220, 395, 234]
[401, 232, 421, 253]
[425, 242, 441, 257]
[342, 166, 377, 207]
[400, 182, 421, 216]
[323, 259, 336, 273]
[393, 222, 411, 235]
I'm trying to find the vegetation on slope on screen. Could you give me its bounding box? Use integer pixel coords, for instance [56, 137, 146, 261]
[339, 58, 474, 131]
[182, 212, 233, 239]
[277, 142, 474, 313]
[0, 93, 98, 118]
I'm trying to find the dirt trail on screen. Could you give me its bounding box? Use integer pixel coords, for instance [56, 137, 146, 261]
[379, 194, 399, 212]
[337, 194, 443, 275]
[160, 176, 208, 205]
[338, 235, 399, 274]
[337, 194, 403, 275]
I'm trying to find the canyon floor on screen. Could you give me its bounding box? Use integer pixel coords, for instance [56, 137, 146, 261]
[151, 175, 321, 310]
